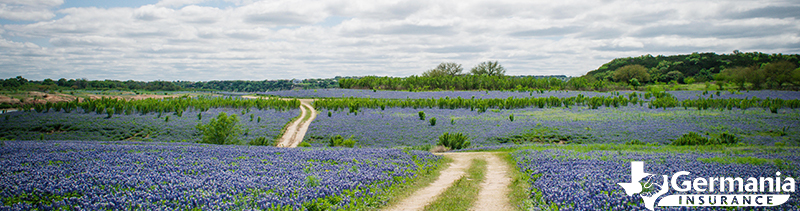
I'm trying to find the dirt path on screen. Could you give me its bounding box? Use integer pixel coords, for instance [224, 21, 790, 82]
[473, 153, 512, 211]
[275, 99, 316, 147]
[385, 152, 512, 211]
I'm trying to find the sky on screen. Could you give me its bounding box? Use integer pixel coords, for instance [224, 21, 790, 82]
[0, 0, 799, 81]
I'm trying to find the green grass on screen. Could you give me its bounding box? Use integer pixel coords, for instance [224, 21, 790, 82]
[424, 158, 487, 211]
[380, 156, 453, 209]
[503, 152, 532, 211]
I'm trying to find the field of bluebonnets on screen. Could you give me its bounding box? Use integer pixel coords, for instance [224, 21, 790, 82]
[513, 147, 800, 211]
[2, 89, 800, 210]
[0, 141, 440, 210]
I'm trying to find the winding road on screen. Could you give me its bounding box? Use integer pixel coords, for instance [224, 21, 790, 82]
[244, 96, 513, 210]
[275, 99, 317, 147]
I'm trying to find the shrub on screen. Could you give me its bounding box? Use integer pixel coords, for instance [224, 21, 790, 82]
[328, 135, 356, 148]
[418, 111, 426, 120]
[248, 137, 272, 146]
[671, 132, 738, 146]
[430, 117, 437, 126]
[509, 114, 514, 122]
[437, 132, 470, 150]
[671, 132, 709, 146]
[196, 112, 241, 145]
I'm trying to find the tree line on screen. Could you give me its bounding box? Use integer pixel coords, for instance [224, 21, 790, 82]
[312, 92, 800, 113]
[586, 51, 800, 89]
[24, 95, 300, 118]
[0, 77, 339, 92]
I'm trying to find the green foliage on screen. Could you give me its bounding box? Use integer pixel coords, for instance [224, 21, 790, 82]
[312, 94, 800, 112]
[196, 112, 241, 145]
[338, 74, 571, 91]
[587, 52, 800, 86]
[470, 61, 505, 76]
[625, 140, 647, 145]
[509, 114, 514, 122]
[299, 142, 312, 147]
[423, 62, 464, 77]
[248, 137, 272, 146]
[327, 111, 332, 117]
[613, 65, 650, 83]
[328, 135, 356, 148]
[670, 132, 739, 146]
[437, 132, 470, 150]
[22, 95, 299, 116]
[429, 117, 436, 126]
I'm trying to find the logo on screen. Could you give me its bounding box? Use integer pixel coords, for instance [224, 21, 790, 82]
[618, 161, 795, 210]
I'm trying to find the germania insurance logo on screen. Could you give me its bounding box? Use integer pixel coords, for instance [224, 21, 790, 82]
[618, 161, 796, 210]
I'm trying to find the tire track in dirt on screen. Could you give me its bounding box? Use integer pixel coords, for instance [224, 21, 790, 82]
[385, 152, 512, 211]
[275, 99, 316, 147]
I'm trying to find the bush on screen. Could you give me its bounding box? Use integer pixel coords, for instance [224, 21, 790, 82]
[430, 117, 436, 126]
[196, 112, 241, 145]
[248, 137, 272, 146]
[418, 111, 426, 120]
[437, 132, 470, 150]
[328, 135, 356, 148]
[671, 132, 738, 146]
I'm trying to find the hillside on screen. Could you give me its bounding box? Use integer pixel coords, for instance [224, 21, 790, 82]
[586, 51, 800, 83]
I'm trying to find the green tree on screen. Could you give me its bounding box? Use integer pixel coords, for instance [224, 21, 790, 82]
[763, 61, 796, 89]
[196, 112, 241, 145]
[613, 65, 650, 83]
[470, 61, 505, 76]
[664, 71, 685, 83]
[423, 62, 464, 77]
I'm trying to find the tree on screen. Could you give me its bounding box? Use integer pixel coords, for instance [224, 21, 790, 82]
[196, 112, 241, 145]
[470, 61, 505, 76]
[664, 71, 685, 83]
[422, 62, 463, 77]
[762, 61, 796, 89]
[717, 66, 749, 89]
[612, 65, 650, 83]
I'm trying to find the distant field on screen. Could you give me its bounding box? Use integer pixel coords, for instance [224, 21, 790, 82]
[307, 106, 799, 147]
[260, 89, 800, 100]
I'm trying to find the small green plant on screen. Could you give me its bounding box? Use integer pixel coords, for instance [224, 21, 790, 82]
[437, 132, 470, 150]
[509, 114, 514, 122]
[418, 111, 426, 120]
[248, 137, 272, 146]
[164, 116, 170, 122]
[257, 116, 261, 123]
[197, 113, 202, 120]
[625, 140, 647, 145]
[196, 112, 241, 145]
[430, 117, 437, 126]
[305, 175, 320, 187]
[249, 114, 254, 122]
[328, 135, 356, 148]
[450, 118, 455, 125]
[299, 142, 312, 147]
[327, 111, 332, 117]
[671, 132, 739, 146]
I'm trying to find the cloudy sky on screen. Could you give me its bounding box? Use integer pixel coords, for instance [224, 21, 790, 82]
[1, 0, 799, 81]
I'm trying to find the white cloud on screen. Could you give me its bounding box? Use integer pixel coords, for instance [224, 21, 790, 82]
[0, 0, 62, 21]
[0, 0, 798, 81]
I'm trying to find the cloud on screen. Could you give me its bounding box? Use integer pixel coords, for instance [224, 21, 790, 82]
[0, 0, 62, 21]
[633, 22, 796, 39]
[509, 26, 582, 37]
[727, 6, 800, 19]
[0, 0, 798, 81]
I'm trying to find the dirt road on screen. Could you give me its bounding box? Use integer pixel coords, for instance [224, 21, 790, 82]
[275, 99, 316, 147]
[385, 152, 512, 211]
